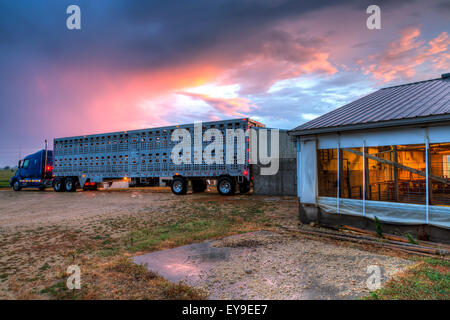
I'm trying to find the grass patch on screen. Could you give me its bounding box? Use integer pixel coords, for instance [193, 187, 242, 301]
[366, 258, 450, 300]
[40, 277, 85, 300]
[124, 202, 270, 252]
[98, 246, 120, 257]
[107, 258, 158, 281]
[99, 258, 207, 300]
[0, 169, 14, 188]
[162, 282, 208, 300]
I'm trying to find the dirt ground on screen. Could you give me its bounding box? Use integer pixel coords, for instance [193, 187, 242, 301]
[0, 187, 174, 229]
[0, 188, 414, 299]
[135, 230, 414, 299]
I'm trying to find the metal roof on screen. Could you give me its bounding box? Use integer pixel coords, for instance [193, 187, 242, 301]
[290, 74, 450, 136]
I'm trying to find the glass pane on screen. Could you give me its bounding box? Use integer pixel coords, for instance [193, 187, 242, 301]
[367, 146, 396, 202]
[317, 149, 337, 197]
[396, 144, 426, 205]
[430, 143, 450, 206]
[341, 148, 363, 199]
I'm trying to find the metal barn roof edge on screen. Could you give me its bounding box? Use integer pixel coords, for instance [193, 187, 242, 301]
[289, 73, 450, 136]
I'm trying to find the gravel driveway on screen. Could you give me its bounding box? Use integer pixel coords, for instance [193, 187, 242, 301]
[0, 188, 173, 229]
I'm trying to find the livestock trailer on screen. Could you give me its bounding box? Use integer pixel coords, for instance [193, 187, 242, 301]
[51, 118, 265, 195]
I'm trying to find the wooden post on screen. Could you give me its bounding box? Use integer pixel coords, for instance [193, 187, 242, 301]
[393, 146, 399, 202]
[364, 149, 370, 200]
[346, 161, 352, 198]
[427, 144, 432, 206]
[339, 149, 344, 198]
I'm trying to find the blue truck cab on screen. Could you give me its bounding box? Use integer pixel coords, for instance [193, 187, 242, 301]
[10, 149, 53, 191]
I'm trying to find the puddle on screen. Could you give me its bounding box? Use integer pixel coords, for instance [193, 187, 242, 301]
[133, 240, 231, 283]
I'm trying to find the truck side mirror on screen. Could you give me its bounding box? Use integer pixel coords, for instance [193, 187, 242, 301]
[18, 160, 22, 168]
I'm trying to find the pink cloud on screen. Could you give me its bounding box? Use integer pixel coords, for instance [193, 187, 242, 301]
[177, 92, 258, 118]
[360, 28, 450, 82]
[223, 32, 338, 94]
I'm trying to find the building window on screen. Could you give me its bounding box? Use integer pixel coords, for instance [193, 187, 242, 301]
[318, 149, 337, 197]
[340, 148, 363, 199]
[367, 146, 396, 202]
[317, 143, 450, 207]
[366, 144, 426, 205]
[430, 143, 450, 205]
[396, 144, 426, 204]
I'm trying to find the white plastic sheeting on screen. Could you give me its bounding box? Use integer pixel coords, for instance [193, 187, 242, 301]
[318, 197, 450, 229]
[299, 138, 317, 204]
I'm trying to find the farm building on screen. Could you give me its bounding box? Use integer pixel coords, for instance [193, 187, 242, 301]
[289, 74, 450, 242]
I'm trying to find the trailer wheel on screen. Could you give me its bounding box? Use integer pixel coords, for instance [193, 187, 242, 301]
[217, 176, 235, 196]
[65, 178, 76, 192]
[53, 178, 65, 192]
[192, 179, 207, 193]
[239, 181, 250, 194]
[171, 177, 187, 195]
[12, 180, 21, 191]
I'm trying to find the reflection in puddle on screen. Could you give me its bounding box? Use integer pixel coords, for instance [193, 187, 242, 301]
[133, 241, 230, 283]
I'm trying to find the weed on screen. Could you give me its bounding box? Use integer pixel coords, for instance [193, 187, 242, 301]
[40, 278, 84, 300]
[374, 216, 383, 238]
[405, 233, 418, 245]
[39, 262, 50, 272]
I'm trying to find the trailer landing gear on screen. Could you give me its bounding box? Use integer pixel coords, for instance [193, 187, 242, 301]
[239, 181, 250, 194]
[191, 179, 207, 193]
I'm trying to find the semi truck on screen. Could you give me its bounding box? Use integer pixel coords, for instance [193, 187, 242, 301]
[10, 148, 53, 192]
[10, 118, 265, 195]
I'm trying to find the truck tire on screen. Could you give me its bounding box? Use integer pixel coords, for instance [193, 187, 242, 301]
[217, 176, 235, 196]
[53, 178, 65, 192]
[171, 177, 187, 195]
[192, 179, 207, 193]
[239, 181, 250, 194]
[65, 178, 77, 192]
[12, 180, 21, 191]
[39, 185, 46, 191]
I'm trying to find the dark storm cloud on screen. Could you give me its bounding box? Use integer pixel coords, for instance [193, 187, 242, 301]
[0, 0, 400, 71]
[0, 0, 358, 139]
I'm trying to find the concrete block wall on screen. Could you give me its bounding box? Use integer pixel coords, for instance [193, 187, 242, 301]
[252, 131, 297, 196]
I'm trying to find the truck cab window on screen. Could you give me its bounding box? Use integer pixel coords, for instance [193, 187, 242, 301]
[23, 159, 30, 169]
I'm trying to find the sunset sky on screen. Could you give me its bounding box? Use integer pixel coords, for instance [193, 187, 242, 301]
[0, 0, 449, 166]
